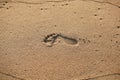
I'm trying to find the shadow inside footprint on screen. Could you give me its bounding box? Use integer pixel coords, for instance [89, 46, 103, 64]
[59, 35, 78, 45]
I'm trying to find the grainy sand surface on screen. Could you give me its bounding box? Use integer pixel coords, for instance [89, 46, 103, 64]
[0, 0, 120, 80]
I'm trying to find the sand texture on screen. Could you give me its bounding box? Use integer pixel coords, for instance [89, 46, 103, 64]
[0, 0, 120, 80]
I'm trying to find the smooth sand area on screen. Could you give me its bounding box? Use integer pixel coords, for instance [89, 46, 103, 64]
[0, 0, 120, 80]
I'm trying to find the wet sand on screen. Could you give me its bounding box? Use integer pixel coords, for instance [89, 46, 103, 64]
[0, 0, 120, 80]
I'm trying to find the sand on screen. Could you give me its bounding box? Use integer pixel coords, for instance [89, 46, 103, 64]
[0, 0, 120, 80]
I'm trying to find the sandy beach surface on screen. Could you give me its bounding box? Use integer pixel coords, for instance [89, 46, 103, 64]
[0, 0, 120, 80]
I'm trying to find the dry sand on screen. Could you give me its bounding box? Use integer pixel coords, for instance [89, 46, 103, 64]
[0, 0, 120, 80]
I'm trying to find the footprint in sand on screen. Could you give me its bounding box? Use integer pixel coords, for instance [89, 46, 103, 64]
[43, 33, 79, 47]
